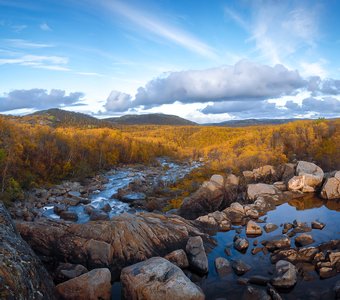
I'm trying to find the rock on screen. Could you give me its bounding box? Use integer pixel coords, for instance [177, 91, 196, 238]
[272, 260, 297, 289]
[232, 259, 251, 275]
[0, 202, 55, 299]
[17, 212, 206, 279]
[53, 204, 67, 215]
[321, 172, 340, 200]
[101, 203, 112, 212]
[89, 210, 109, 221]
[273, 181, 287, 191]
[210, 174, 225, 186]
[55, 263, 88, 283]
[281, 163, 296, 184]
[295, 234, 314, 247]
[215, 257, 232, 276]
[223, 203, 246, 224]
[56, 268, 111, 300]
[311, 220, 325, 230]
[247, 184, 278, 201]
[264, 223, 278, 233]
[251, 247, 263, 255]
[234, 236, 249, 252]
[282, 223, 293, 234]
[329, 251, 340, 271]
[242, 286, 271, 300]
[248, 275, 271, 285]
[262, 235, 291, 252]
[84, 205, 95, 215]
[246, 220, 262, 236]
[271, 247, 318, 264]
[60, 211, 78, 222]
[267, 283, 283, 300]
[164, 249, 189, 269]
[120, 257, 204, 300]
[121, 192, 146, 202]
[68, 191, 81, 198]
[64, 198, 80, 206]
[319, 267, 337, 279]
[196, 211, 231, 231]
[289, 161, 324, 192]
[186, 236, 208, 274]
[225, 174, 239, 186]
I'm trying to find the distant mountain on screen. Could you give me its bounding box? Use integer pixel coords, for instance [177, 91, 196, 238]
[105, 113, 197, 126]
[28, 108, 112, 128]
[206, 118, 307, 127]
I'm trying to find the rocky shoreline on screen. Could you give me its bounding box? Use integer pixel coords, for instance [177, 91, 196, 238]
[1, 160, 340, 299]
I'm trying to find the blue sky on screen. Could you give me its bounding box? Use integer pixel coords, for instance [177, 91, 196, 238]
[0, 0, 339, 122]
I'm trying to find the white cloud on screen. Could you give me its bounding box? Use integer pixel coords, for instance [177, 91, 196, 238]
[300, 59, 328, 78]
[102, 0, 217, 60]
[0, 89, 84, 112]
[4, 39, 54, 49]
[75, 72, 103, 77]
[40, 22, 52, 31]
[105, 90, 133, 112]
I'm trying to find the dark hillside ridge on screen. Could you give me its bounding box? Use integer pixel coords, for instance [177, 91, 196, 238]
[105, 113, 197, 126]
[206, 118, 308, 127]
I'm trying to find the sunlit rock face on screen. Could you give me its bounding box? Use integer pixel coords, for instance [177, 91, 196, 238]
[321, 171, 340, 200]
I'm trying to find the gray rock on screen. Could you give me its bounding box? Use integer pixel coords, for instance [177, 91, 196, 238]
[120, 257, 205, 300]
[234, 236, 249, 252]
[272, 260, 297, 289]
[321, 172, 340, 200]
[242, 286, 271, 300]
[60, 211, 78, 222]
[215, 257, 232, 276]
[247, 183, 278, 201]
[186, 236, 209, 274]
[232, 259, 251, 275]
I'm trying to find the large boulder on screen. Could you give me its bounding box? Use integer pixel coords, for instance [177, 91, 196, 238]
[0, 202, 55, 299]
[288, 161, 324, 192]
[56, 268, 111, 300]
[321, 171, 340, 200]
[247, 183, 278, 201]
[179, 174, 239, 219]
[186, 236, 209, 274]
[16, 212, 206, 279]
[120, 257, 205, 300]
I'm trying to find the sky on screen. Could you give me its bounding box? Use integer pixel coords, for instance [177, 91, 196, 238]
[0, 0, 340, 123]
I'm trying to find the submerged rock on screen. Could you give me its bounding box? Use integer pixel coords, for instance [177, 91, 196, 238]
[232, 259, 251, 275]
[215, 257, 232, 276]
[0, 202, 55, 299]
[56, 268, 111, 300]
[272, 260, 297, 289]
[120, 257, 205, 300]
[186, 236, 209, 274]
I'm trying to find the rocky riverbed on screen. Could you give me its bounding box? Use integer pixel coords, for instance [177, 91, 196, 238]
[1, 160, 340, 299]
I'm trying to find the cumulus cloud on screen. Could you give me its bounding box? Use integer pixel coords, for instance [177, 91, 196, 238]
[0, 89, 84, 112]
[104, 90, 133, 112]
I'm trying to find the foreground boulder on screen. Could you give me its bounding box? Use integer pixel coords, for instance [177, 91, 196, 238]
[121, 257, 205, 300]
[179, 174, 239, 219]
[288, 161, 324, 192]
[321, 171, 340, 200]
[16, 212, 206, 279]
[56, 268, 111, 300]
[0, 202, 56, 299]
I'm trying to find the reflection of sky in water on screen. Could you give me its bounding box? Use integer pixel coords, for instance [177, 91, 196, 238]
[42, 159, 201, 223]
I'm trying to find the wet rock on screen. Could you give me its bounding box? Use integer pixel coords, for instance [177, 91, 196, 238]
[272, 260, 297, 289]
[55, 263, 88, 283]
[68, 191, 81, 198]
[262, 235, 291, 252]
[121, 192, 146, 202]
[247, 183, 278, 201]
[215, 257, 232, 276]
[0, 202, 55, 299]
[60, 211, 78, 222]
[295, 234, 314, 247]
[288, 161, 324, 192]
[89, 210, 109, 221]
[264, 223, 278, 233]
[186, 236, 208, 274]
[53, 204, 67, 215]
[84, 205, 95, 215]
[321, 171, 340, 200]
[232, 259, 251, 275]
[248, 275, 271, 286]
[56, 268, 111, 300]
[121, 257, 205, 300]
[17, 212, 206, 278]
[311, 220, 325, 230]
[64, 198, 80, 206]
[267, 283, 283, 300]
[101, 203, 112, 212]
[246, 220, 262, 236]
[164, 249, 189, 269]
[234, 236, 249, 252]
[242, 286, 271, 300]
[251, 247, 263, 255]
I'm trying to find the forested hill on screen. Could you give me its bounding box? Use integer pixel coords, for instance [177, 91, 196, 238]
[105, 113, 197, 126]
[207, 118, 305, 127]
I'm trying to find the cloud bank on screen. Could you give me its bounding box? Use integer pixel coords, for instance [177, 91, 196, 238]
[0, 89, 84, 112]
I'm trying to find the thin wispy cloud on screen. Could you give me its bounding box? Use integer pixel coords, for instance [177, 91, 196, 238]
[4, 39, 54, 49]
[75, 72, 103, 77]
[11, 24, 27, 32]
[103, 1, 217, 60]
